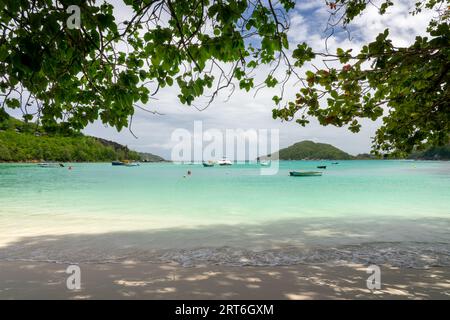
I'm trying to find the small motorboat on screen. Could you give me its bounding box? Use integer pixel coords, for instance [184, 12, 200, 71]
[202, 162, 214, 167]
[290, 171, 322, 177]
[332, 162, 339, 165]
[217, 157, 232, 166]
[317, 165, 327, 169]
[38, 162, 64, 168]
[112, 160, 139, 166]
[260, 161, 270, 167]
[125, 162, 140, 167]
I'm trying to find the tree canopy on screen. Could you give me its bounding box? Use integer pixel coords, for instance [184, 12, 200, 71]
[273, 0, 450, 155]
[0, 0, 448, 155]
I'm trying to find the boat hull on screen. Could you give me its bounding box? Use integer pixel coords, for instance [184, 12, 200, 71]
[289, 171, 322, 177]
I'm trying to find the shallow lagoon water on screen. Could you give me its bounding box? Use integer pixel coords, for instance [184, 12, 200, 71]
[1, 161, 449, 267]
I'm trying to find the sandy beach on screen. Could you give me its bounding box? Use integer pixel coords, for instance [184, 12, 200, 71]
[0, 261, 449, 300]
[1, 162, 449, 300]
[1, 0, 449, 304]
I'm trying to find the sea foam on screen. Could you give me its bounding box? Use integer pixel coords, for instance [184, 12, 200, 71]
[1, 242, 449, 269]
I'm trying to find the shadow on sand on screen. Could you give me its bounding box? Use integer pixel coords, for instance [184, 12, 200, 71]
[0, 217, 449, 299]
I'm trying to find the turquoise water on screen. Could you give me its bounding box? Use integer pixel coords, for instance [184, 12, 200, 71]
[0, 161, 449, 267]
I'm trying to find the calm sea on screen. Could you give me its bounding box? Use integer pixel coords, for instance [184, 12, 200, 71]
[0, 160, 449, 267]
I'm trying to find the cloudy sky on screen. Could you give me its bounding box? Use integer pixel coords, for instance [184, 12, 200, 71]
[77, 0, 434, 159]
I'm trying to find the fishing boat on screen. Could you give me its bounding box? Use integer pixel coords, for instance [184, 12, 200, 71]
[112, 161, 125, 166]
[217, 157, 232, 166]
[202, 162, 214, 167]
[317, 165, 327, 169]
[289, 171, 322, 177]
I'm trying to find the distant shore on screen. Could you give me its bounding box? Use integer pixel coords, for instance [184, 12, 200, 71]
[0, 160, 169, 163]
[0, 261, 448, 299]
[1, 159, 449, 164]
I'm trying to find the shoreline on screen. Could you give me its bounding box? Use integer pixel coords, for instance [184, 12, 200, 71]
[1, 261, 449, 299]
[0, 160, 170, 164]
[1, 159, 449, 164]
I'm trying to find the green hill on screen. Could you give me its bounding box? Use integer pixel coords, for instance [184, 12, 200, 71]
[138, 152, 166, 162]
[355, 153, 380, 160]
[261, 140, 353, 160]
[0, 117, 164, 162]
[408, 144, 450, 160]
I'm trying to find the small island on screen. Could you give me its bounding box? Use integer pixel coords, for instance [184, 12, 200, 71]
[259, 140, 354, 160]
[258, 140, 450, 161]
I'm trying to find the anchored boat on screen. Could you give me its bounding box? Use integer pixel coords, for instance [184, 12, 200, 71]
[289, 171, 322, 177]
[125, 162, 140, 167]
[112, 160, 140, 166]
[38, 162, 64, 168]
[202, 162, 214, 167]
[217, 157, 232, 166]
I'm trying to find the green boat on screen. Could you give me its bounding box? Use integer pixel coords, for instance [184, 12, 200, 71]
[202, 162, 214, 167]
[112, 161, 139, 167]
[289, 171, 323, 177]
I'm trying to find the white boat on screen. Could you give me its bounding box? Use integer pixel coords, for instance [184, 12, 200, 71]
[260, 161, 270, 167]
[217, 157, 232, 166]
[125, 162, 140, 167]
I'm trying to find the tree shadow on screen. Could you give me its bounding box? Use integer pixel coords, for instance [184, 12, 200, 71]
[1, 259, 449, 299]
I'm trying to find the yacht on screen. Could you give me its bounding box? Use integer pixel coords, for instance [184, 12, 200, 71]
[217, 157, 232, 166]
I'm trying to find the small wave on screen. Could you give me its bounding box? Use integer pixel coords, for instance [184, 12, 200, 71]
[156, 243, 450, 268]
[1, 242, 449, 269]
